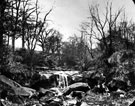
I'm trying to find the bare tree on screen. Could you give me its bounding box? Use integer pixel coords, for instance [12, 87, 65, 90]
[20, 0, 37, 49]
[25, 0, 52, 52]
[37, 23, 53, 52]
[81, 20, 95, 59]
[23, 0, 52, 70]
[38, 26, 62, 55]
[89, 2, 122, 56]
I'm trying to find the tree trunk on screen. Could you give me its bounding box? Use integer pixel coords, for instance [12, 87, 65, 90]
[29, 50, 34, 71]
[12, 35, 15, 52]
[42, 44, 45, 52]
[22, 12, 25, 49]
[7, 36, 10, 46]
[22, 33, 25, 48]
[0, 0, 6, 48]
[0, 0, 6, 71]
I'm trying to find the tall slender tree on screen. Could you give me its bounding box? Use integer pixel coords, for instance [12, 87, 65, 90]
[0, 0, 6, 67]
[11, 0, 21, 52]
[0, 0, 6, 49]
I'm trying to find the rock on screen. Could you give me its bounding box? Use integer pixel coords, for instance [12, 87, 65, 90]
[49, 74, 59, 87]
[107, 79, 129, 92]
[76, 100, 82, 106]
[108, 50, 134, 65]
[31, 72, 41, 83]
[7, 95, 24, 104]
[49, 87, 63, 96]
[81, 71, 105, 89]
[71, 91, 84, 99]
[129, 100, 135, 106]
[39, 88, 63, 103]
[63, 82, 90, 96]
[39, 90, 55, 101]
[31, 79, 51, 90]
[107, 83, 118, 92]
[92, 83, 107, 94]
[0, 89, 8, 99]
[128, 71, 135, 88]
[48, 101, 61, 106]
[0, 100, 4, 106]
[72, 74, 84, 83]
[33, 104, 42, 106]
[81, 102, 89, 106]
[116, 89, 126, 97]
[106, 50, 135, 91]
[0, 75, 36, 97]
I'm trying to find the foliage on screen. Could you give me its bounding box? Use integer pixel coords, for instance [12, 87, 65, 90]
[0, 45, 11, 74]
[60, 35, 92, 70]
[14, 48, 57, 70]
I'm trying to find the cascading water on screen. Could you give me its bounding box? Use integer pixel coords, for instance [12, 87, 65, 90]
[56, 71, 69, 89]
[39, 70, 79, 89]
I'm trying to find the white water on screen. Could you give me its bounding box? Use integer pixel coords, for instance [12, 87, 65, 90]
[55, 71, 69, 89]
[39, 71, 79, 89]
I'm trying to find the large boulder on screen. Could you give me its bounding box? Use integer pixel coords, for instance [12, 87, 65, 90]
[63, 82, 90, 96]
[30, 77, 55, 91]
[129, 100, 135, 106]
[82, 71, 105, 89]
[71, 73, 84, 83]
[30, 72, 58, 90]
[128, 71, 135, 88]
[107, 78, 129, 92]
[0, 75, 36, 97]
[107, 50, 135, 89]
[108, 50, 135, 66]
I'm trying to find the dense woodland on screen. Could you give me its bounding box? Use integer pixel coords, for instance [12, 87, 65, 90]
[1, 0, 135, 106]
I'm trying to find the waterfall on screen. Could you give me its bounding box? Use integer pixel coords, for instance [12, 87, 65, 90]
[56, 71, 69, 89]
[39, 70, 79, 89]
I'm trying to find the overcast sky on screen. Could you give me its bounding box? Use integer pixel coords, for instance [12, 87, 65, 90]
[38, 0, 135, 41]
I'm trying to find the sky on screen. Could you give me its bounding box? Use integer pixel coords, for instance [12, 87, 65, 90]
[38, 0, 135, 41]
[15, 0, 135, 49]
